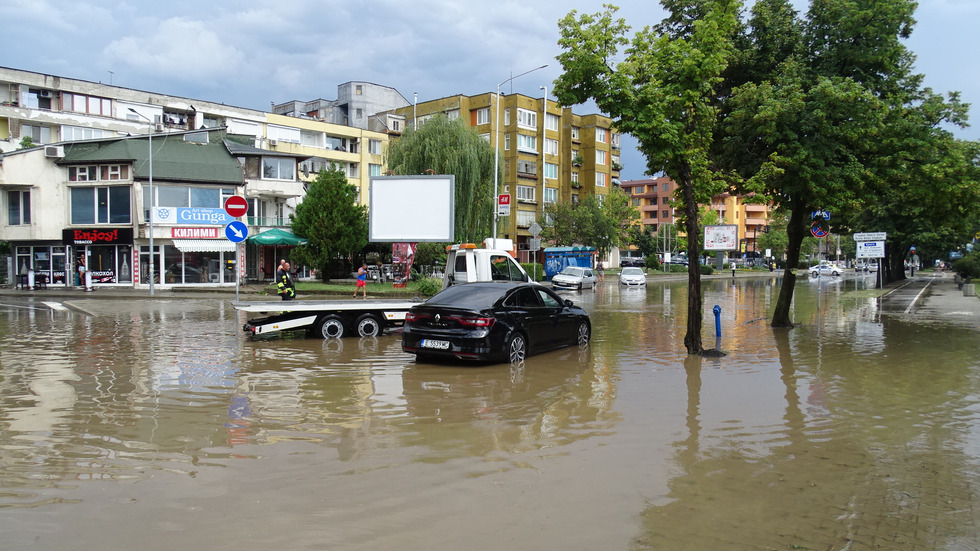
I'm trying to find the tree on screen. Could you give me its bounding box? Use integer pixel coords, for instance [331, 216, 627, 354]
[554, 1, 738, 354]
[290, 165, 368, 281]
[540, 189, 637, 258]
[385, 115, 495, 243]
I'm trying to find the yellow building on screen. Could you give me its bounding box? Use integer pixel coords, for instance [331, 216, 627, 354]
[392, 93, 621, 260]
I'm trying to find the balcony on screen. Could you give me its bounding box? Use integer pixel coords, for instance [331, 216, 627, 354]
[247, 216, 290, 228]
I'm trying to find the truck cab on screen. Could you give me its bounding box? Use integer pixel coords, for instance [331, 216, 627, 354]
[443, 242, 529, 288]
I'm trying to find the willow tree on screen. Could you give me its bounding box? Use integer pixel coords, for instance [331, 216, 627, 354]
[385, 114, 495, 243]
[554, 1, 738, 354]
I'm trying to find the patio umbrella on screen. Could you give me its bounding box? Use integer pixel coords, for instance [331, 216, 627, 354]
[248, 228, 307, 246]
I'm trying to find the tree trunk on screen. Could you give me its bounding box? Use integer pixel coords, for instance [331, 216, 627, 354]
[680, 170, 704, 354]
[771, 204, 807, 327]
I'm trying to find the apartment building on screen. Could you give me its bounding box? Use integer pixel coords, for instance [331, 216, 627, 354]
[0, 66, 401, 287]
[621, 176, 773, 259]
[389, 93, 621, 261]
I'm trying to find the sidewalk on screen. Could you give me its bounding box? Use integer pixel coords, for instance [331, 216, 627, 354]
[911, 271, 980, 324]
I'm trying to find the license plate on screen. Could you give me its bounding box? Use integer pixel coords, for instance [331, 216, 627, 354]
[420, 339, 450, 350]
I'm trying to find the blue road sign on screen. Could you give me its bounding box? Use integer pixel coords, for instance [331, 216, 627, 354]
[225, 220, 249, 243]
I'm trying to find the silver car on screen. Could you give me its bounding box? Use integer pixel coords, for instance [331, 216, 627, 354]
[619, 266, 647, 286]
[552, 266, 598, 290]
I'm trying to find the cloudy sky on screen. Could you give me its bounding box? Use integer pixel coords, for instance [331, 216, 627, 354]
[3, 0, 977, 180]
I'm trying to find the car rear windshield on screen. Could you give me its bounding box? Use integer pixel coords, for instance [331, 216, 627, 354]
[425, 284, 508, 309]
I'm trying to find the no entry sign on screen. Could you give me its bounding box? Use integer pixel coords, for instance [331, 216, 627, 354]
[224, 195, 248, 218]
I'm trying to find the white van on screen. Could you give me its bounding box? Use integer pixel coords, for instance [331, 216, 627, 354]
[443, 242, 530, 288]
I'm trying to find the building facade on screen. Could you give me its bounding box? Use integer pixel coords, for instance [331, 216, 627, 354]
[390, 93, 622, 261]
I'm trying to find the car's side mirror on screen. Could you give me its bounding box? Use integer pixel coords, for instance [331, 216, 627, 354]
[564, 299, 574, 307]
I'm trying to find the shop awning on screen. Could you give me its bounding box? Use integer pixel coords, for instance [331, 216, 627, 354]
[248, 228, 307, 246]
[172, 239, 238, 253]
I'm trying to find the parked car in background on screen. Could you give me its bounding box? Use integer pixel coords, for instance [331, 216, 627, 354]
[619, 267, 647, 286]
[620, 257, 645, 268]
[401, 282, 591, 364]
[856, 261, 879, 272]
[810, 262, 843, 276]
[551, 266, 598, 290]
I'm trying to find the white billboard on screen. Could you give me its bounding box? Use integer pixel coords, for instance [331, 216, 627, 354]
[704, 225, 739, 251]
[368, 175, 455, 242]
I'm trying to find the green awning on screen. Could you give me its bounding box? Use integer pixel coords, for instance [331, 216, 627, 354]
[248, 228, 306, 246]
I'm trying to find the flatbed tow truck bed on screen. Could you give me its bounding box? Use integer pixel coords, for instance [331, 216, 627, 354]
[233, 299, 422, 338]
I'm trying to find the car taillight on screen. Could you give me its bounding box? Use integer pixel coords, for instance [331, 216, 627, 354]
[405, 312, 428, 323]
[453, 316, 495, 328]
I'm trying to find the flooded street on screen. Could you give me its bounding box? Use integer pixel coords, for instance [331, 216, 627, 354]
[2, 274, 979, 550]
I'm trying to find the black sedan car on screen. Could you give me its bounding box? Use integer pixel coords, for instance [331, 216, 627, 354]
[402, 282, 591, 364]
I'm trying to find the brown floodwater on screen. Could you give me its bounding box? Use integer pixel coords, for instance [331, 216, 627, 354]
[1, 273, 978, 550]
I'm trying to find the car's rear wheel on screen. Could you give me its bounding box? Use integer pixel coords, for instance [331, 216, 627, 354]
[315, 315, 345, 339]
[575, 321, 591, 345]
[507, 333, 527, 364]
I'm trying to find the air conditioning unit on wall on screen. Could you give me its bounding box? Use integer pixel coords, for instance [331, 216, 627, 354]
[44, 145, 64, 158]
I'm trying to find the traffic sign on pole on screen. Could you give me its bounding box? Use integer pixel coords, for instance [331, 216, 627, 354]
[854, 232, 887, 241]
[224, 195, 249, 218]
[225, 220, 249, 243]
[497, 194, 511, 217]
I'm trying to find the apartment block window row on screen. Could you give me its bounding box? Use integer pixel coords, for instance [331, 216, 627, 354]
[62, 93, 112, 116]
[516, 185, 535, 203]
[545, 113, 559, 131]
[262, 157, 295, 180]
[544, 187, 558, 204]
[475, 107, 490, 125]
[517, 108, 537, 130]
[63, 126, 105, 141]
[517, 159, 537, 176]
[516, 209, 536, 228]
[544, 138, 559, 156]
[69, 165, 130, 182]
[368, 139, 382, 155]
[516, 134, 537, 153]
[21, 124, 52, 145]
[544, 163, 558, 180]
[596, 173, 607, 187]
[596, 150, 607, 165]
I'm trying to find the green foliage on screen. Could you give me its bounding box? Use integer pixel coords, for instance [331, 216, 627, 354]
[290, 165, 368, 281]
[18, 136, 34, 149]
[952, 253, 980, 280]
[414, 242, 447, 271]
[415, 277, 443, 297]
[667, 263, 687, 273]
[645, 255, 661, 270]
[385, 115, 495, 243]
[699, 263, 714, 275]
[520, 263, 546, 282]
[540, 189, 635, 257]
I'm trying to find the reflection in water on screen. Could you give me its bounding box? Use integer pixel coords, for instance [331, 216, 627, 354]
[1, 275, 979, 550]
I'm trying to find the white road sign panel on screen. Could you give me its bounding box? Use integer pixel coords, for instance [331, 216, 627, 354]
[853, 232, 887, 241]
[856, 241, 885, 258]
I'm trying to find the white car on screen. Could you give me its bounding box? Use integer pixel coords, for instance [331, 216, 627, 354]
[619, 267, 647, 286]
[810, 263, 843, 276]
[552, 266, 598, 290]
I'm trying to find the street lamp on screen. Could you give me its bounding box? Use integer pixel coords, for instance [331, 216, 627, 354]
[493, 64, 548, 241]
[128, 108, 155, 296]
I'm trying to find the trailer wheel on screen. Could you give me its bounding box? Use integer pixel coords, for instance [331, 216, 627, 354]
[315, 315, 346, 339]
[355, 314, 382, 337]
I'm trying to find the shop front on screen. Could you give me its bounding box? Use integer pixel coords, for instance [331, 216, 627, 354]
[136, 207, 241, 287]
[62, 228, 134, 288]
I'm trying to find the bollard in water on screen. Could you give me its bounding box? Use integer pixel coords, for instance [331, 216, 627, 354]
[713, 304, 722, 337]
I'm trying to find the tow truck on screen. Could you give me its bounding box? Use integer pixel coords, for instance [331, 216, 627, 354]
[236, 240, 529, 339]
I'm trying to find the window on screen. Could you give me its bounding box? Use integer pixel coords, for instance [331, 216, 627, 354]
[356, 85, 363, 95]
[597, 194, 606, 206]
[611, 132, 621, 148]
[356, 108, 363, 119]
[368, 139, 382, 155]
[545, 113, 559, 131]
[516, 134, 537, 153]
[571, 172, 579, 184]
[596, 150, 607, 165]
[262, 157, 295, 180]
[544, 187, 558, 204]
[544, 163, 558, 180]
[21, 124, 52, 145]
[369, 164, 382, 176]
[633, 185, 644, 194]
[475, 107, 490, 125]
[662, 183, 669, 191]
[268, 125, 301, 144]
[662, 196, 670, 204]
[446, 109, 459, 120]
[516, 185, 535, 202]
[516, 210, 536, 228]
[662, 210, 670, 219]
[596, 128, 608, 143]
[69, 166, 98, 182]
[517, 108, 537, 130]
[517, 159, 537, 176]
[504, 134, 511, 151]
[596, 172, 607, 187]
[62, 126, 104, 141]
[7, 190, 31, 225]
[70, 186, 131, 224]
[100, 165, 129, 181]
[571, 126, 580, 140]
[544, 138, 558, 156]
[325, 135, 347, 151]
[504, 109, 511, 126]
[63, 93, 112, 116]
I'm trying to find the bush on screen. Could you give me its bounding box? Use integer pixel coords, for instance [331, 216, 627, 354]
[415, 277, 443, 296]
[668, 263, 687, 273]
[645, 256, 661, 270]
[699, 263, 714, 275]
[952, 253, 980, 280]
[521, 263, 546, 282]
